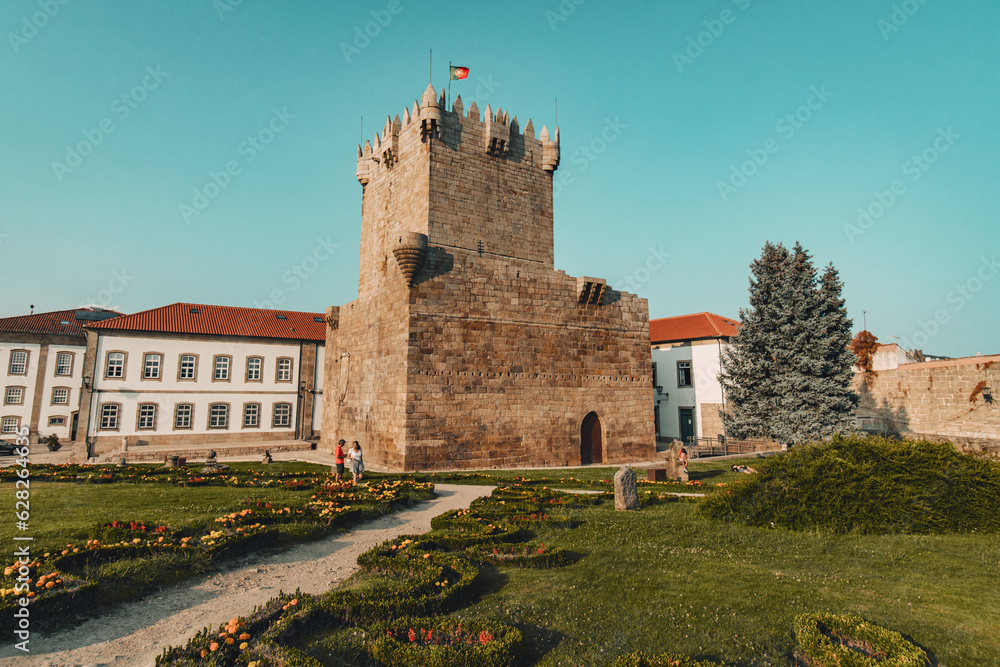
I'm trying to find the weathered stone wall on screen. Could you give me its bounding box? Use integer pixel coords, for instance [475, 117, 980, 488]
[699, 402, 725, 441]
[322, 86, 655, 471]
[855, 355, 1000, 457]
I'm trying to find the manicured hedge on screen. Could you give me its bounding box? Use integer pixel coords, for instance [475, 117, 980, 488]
[794, 613, 930, 666]
[700, 435, 1000, 534]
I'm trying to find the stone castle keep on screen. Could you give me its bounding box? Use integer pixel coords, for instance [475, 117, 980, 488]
[321, 84, 654, 470]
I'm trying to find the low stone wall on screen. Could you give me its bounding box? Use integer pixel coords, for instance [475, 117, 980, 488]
[855, 354, 1000, 456]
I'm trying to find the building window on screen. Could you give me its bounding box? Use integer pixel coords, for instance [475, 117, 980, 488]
[55, 352, 74, 376]
[105, 351, 126, 379]
[272, 402, 292, 428]
[51, 387, 69, 405]
[213, 355, 231, 381]
[174, 404, 193, 429]
[243, 403, 260, 428]
[209, 403, 229, 429]
[99, 403, 120, 430]
[178, 354, 198, 380]
[143, 353, 162, 380]
[1, 417, 20, 434]
[8, 350, 28, 375]
[4, 387, 24, 405]
[48, 416, 66, 427]
[137, 403, 157, 430]
[246, 357, 262, 382]
[677, 361, 692, 388]
[276, 357, 293, 382]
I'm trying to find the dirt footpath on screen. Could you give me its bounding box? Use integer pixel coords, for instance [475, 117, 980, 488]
[0, 484, 494, 667]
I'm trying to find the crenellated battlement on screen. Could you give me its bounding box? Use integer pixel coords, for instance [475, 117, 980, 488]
[356, 83, 559, 184]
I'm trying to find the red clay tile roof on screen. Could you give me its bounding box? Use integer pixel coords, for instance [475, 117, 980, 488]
[0, 308, 122, 337]
[85, 303, 327, 341]
[649, 312, 739, 344]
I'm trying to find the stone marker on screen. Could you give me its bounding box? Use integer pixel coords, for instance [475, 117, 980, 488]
[614, 466, 638, 511]
[261, 450, 273, 465]
[201, 449, 230, 474]
[664, 440, 689, 483]
[164, 455, 178, 468]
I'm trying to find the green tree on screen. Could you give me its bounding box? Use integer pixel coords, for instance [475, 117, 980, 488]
[720, 242, 858, 444]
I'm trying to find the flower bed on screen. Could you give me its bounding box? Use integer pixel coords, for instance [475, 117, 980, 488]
[370, 616, 522, 667]
[794, 613, 930, 666]
[157, 485, 583, 666]
[0, 477, 435, 635]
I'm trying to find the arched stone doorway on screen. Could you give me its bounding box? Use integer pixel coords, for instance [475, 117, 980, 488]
[580, 412, 603, 465]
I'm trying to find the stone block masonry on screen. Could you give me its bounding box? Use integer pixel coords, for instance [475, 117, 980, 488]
[322, 85, 655, 471]
[856, 354, 1000, 459]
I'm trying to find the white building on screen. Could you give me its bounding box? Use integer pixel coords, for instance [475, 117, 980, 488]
[650, 312, 738, 443]
[0, 308, 120, 444]
[76, 303, 326, 458]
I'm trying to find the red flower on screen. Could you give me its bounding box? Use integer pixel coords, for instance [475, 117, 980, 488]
[408, 628, 416, 643]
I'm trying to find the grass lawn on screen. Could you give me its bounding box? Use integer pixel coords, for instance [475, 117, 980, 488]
[416, 457, 752, 489]
[0, 461, 331, 554]
[418, 498, 998, 666]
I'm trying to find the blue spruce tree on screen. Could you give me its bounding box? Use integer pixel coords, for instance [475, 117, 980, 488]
[720, 242, 858, 444]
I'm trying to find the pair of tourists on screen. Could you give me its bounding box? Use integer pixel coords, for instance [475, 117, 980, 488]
[333, 439, 365, 485]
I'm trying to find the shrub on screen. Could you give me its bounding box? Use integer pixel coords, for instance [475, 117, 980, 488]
[794, 612, 930, 666]
[699, 435, 1000, 534]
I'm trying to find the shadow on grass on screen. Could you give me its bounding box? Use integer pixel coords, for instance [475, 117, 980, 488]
[689, 469, 725, 481]
[517, 623, 566, 665]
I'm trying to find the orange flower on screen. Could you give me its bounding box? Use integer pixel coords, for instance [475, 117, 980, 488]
[239, 633, 251, 641]
[209, 642, 219, 652]
[225, 637, 234, 645]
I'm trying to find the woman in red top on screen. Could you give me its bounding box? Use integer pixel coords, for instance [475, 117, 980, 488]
[333, 439, 346, 482]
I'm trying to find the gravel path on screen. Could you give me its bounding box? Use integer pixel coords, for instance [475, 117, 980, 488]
[0, 484, 494, 667]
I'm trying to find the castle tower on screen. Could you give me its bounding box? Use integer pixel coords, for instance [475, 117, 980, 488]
[323, 85, 654, 470]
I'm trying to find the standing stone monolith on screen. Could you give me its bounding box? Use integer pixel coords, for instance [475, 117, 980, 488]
[614, 466, 638, 510]
[665, 440, 689, 483]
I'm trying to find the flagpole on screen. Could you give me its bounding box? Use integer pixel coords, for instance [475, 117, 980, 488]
[429, 49, 432, 83]
[448, 61, 452, 108]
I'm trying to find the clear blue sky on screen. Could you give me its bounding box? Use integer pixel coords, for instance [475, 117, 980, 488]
[2, 0, 998, 357]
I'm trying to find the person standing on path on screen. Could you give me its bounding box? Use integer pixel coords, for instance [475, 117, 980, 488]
[333, 439, 347, 482]
[348, 441, 364, 485]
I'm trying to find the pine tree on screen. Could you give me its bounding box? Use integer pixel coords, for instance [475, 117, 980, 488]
[720, 242, 858, 444]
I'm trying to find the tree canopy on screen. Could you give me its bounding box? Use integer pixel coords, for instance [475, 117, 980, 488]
[719, 242, 858, 444]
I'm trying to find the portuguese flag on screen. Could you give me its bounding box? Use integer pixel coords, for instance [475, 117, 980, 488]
[449, 66, 470, 80]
